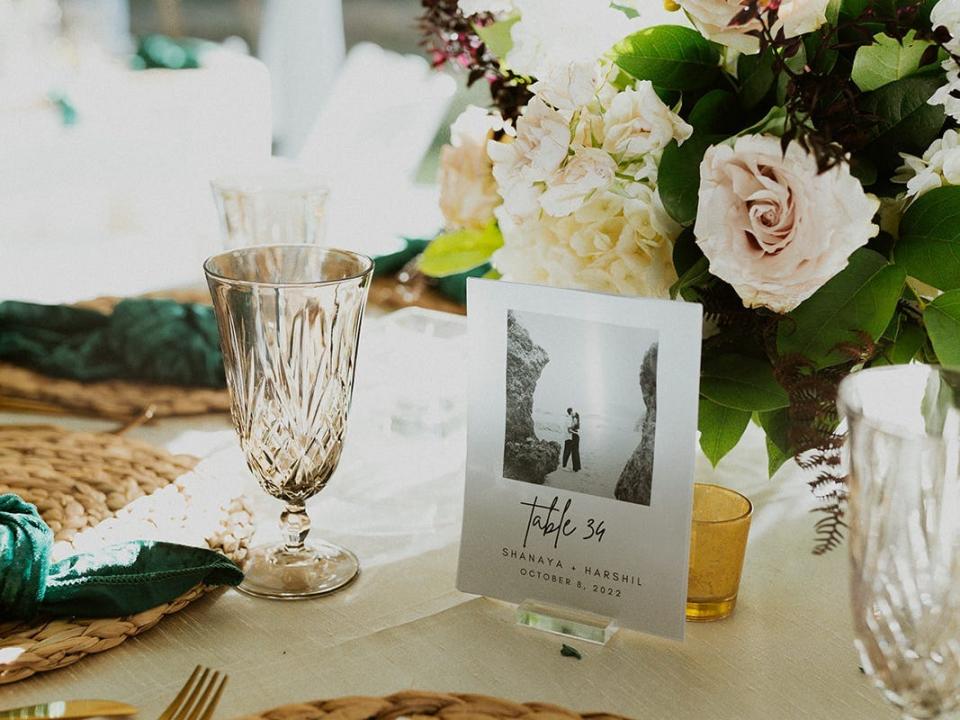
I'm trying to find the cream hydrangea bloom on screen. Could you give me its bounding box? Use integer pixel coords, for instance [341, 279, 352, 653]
[896, 129, 960, 198]
[438, 106, 505, 230]
[694, 134, 879, 313]
[678, 0, 830, 54]
[494, 184, 680, 298]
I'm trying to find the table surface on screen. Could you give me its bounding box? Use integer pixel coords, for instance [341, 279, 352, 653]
[0, 310, 897, 720]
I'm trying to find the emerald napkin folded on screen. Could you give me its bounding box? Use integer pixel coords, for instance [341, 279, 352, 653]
[0, 494, 242, 620]
[0, 298, 225, 388]
[133, 34, 209, 70]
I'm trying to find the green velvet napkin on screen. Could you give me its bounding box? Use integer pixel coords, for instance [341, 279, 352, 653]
[0, 298, 225, 388]
[132, 34, 210, 70]
[0, 494, 242, 620]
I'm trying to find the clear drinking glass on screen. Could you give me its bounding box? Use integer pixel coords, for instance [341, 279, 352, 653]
[839, 364, 960, 719]
[204, 245, 373, 599]
[686, 483, 752, 621]
[211, 159, 330, 250]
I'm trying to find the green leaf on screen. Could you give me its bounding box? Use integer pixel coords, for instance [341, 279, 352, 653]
[765, 437, 791, 477]
[658, 133, 720, 226]
[700, 354, 790, 412]
[859, 74, 946, 175]
[475, 16, 518, 60]
[612, 25, 720, 92]
[897, 186, 960, 291]
[873, 321, 926, 366]
[698, 396, 751, 467]
[611, 2, 640, 18]
[672, 227, 703, 278]
[688, 89, 739, 134]
[756, 408, 793, 477]
[419, 223, 503, 277]
[925, 290, 960, 364]
[852, 31, 932, 92]
[776, 44, 807, 105]
[826, 0, 842, 25]
[733, 105, 788, 138]
[737, 49, 776, 109]
[658, 90, 741, 226]
[777, 249, 906, 368]
[670, 256, 710, 301]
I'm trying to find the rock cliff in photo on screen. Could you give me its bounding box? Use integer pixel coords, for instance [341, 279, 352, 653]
[615, 342, 658, 506]
[503, 311, 560, 484]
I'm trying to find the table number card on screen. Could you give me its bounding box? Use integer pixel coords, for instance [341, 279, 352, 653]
[458, 279, 703, 640]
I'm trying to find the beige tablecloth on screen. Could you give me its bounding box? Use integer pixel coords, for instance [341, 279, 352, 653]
[0, 313, 896, 719]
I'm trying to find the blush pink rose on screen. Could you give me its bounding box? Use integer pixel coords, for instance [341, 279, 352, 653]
[693, 134, 879, 313]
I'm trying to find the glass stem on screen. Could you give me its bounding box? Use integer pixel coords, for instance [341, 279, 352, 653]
[280, 503, 310, 553]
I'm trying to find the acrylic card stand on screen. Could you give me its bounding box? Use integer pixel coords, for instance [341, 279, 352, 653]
[516, 599, 618, 645]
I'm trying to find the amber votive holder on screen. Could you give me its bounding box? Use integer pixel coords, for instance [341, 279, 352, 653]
[686, 483, 753, 622]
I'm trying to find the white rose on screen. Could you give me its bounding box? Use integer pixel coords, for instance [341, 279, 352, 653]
[530, 62, 602, 112]
[602, 81, 693, 162]
[896, 129, 960, 199]
[932, 0, 960, 52]
[506, 0, 637, 78]
[540, 147, 617, 217]
[458, 0, 515, 15]
[694, 134, 880, 313]
[488, 97, 570, 218]
[494, 183, 679, 297]
[679, 0, 829, 54]
[438, 106, 504, 230]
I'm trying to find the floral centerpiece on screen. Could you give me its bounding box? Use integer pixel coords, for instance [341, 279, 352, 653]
[420, 0, 960, 551]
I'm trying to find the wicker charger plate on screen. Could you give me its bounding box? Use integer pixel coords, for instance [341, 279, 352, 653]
[0, 425, 254, 684]
[235, 690, 631, 720]
[0, 289, 229, 421]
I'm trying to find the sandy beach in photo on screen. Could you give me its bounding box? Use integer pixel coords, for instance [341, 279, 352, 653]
[534, 408, 645, 498]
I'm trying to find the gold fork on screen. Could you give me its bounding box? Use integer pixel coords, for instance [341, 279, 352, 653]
[158, 666, 228, 720]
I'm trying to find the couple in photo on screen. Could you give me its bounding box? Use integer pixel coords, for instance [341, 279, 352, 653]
[563, 407, 581, 472]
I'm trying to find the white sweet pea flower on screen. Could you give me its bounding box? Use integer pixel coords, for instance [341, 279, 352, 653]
[694, 134, 880, 313]
[896, 129, 960, 199]
[529, 62, 603, 112]
[506, 0, 638, 78]
[487, 97, 570, 218]
[678, 0, 829, 54]
[458, 0, 515, 16]
[438, 106, 505, 230]
[602, 81, 693, 162]
[932, 0, 960, 52]
[540, 146, 617, 217]
[929, 61, 960, 121]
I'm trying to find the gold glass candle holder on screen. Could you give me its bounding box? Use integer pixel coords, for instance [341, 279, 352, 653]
[686, 483, 752, 622]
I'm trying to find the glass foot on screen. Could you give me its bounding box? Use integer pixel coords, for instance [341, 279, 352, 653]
[236, 540, 360, 600]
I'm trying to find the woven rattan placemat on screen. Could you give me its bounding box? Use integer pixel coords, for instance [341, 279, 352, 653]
[0, 281, 464, 420]
[0, 289, 230, 421]
[0, 425, 253, 684]
[234, 691, 630, 720]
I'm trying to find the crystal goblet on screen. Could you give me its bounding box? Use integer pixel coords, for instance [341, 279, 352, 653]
[205, 245, 372, 599]
[839, 364, 960, 719]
